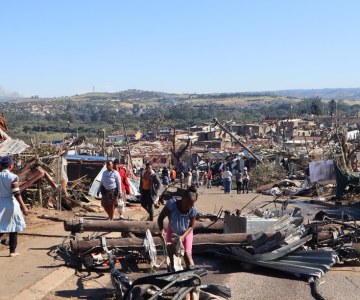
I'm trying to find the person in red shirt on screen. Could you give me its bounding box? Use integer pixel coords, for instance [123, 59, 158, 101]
[207, 169, 213, 189]
[170, 168, 177, 182]
[113, 159, 131, 219]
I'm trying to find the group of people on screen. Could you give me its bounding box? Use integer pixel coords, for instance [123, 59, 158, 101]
[161, 166, 177, 186]
[235, 167, 250, 194]
[97, 160, 251, 272]
[1, 153, 254, 273]
[179, 168, 213, 189]
[222, 167, 250, 194]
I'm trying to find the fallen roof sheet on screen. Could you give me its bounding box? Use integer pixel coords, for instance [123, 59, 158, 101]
[0, 138, 29, 156]
[217, 247, 337, 278]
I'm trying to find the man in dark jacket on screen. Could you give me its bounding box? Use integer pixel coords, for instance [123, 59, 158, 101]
[139, 163, 161, 221]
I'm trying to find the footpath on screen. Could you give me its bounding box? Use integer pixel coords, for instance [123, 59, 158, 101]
[0, 213, 73, 300]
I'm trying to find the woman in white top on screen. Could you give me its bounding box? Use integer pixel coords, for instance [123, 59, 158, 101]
[97, 160, 121, 220]
[186, 169, 192, 188]
[0, 156, 29, 257]
[222, 167, 233, 193]
[242, 167, 250, 193]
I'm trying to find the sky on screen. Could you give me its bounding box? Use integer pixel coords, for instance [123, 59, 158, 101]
[1, 0, 360, 97]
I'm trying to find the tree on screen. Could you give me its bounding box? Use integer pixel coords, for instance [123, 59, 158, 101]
[329, 99, 336, 116]
[310, 97, 323, 115]
[170, 127, 191, 165]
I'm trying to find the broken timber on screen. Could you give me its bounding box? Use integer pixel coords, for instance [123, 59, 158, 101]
[64, 219, 224, 234]
[70, 232, 276, 254]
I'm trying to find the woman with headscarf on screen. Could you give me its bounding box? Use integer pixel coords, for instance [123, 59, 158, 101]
[97, 160, 121, 220]
[0, 156, 28, 257]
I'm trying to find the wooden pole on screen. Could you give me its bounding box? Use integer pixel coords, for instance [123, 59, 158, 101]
[213, 118, 263, 164]
[70, 232, 261, 254]
[37, 181, 42, 207]
[122, 121, 134, 168]
[64, 219, 224, 234]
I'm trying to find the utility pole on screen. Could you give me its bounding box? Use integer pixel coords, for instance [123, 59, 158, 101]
[123, 121, 134, 168]
[213, 118, 263, 164]
[100, 129, 106, 158]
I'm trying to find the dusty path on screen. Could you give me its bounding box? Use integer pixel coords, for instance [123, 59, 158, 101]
[0, 209, 74, 300]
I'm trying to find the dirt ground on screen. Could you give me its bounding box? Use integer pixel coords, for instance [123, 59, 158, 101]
[1, 184, 360, 300]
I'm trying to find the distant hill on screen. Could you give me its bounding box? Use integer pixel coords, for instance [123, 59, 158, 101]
[270, 88, 360, 100]
[3, 87, 360, 103]
[76, 88, 360, 101]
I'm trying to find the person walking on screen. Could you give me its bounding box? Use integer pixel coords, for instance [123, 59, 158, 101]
[207, 169, 213, 189]
[98, 160, 121, 220]
[113, 159, 131, 220]
[242, 167, 250, 194]
[170, 168, 177, 183]
[203, 170, 208, 188]
[139, 163, 161, 221]
[0, 156, 29, 257]
[162, 166, 170, 187]
[158, 186, 198, 269]
[236, 170, 243, 194]
[180, 170, 185, 188]
[186, 169, 192, 188]
[222, 167, 233, 193]
[192, 168, 200, 188]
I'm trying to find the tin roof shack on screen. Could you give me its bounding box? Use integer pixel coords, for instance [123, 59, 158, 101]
[194, 139, 222, 149]
[66, 155, 107, 183]
[109, 130, 142, 142]
[196, 128, 221, 141]
[126, 141, 173, 168]
[190, 123, 212, 133]
[279, 119, 316, 128]
[204, 151, 229, 162]
[230, 123, 276, 138]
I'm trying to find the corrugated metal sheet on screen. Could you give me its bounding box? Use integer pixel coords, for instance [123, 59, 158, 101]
[0, 138, 29, 156]
[217, 247, 337, 278]
[66, 154, 107, 162]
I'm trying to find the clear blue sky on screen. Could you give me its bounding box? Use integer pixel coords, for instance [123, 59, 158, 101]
[1, 0, 360, 97]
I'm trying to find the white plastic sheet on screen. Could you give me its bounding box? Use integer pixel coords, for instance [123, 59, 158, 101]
[309, 160, 336, 184]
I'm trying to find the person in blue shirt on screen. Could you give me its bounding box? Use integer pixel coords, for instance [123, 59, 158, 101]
[158, 186, 198, 269]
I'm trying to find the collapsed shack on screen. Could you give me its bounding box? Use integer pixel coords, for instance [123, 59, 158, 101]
[12, 138, 104, 212]
[66, 154, 106, 183]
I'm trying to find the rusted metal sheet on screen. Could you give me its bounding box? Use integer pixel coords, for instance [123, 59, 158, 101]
[18, 164, 57, 191]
